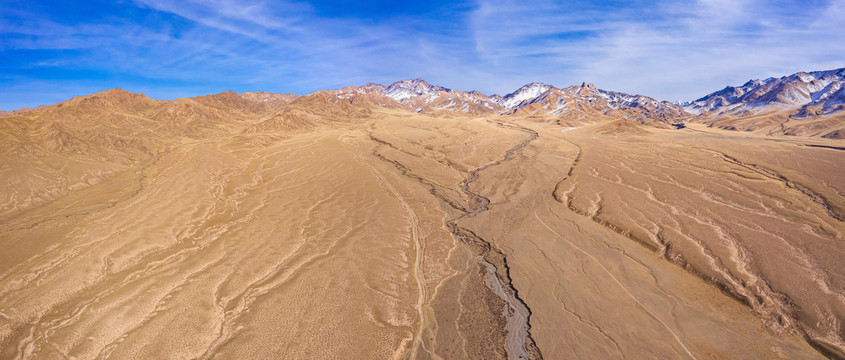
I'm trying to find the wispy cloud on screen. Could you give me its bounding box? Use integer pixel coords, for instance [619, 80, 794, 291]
[469, 0, 845, 100]
[132, 0, 308, 41]
[1, 0, 843, 109]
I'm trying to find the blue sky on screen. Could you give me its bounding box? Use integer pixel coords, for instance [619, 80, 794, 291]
[1, 0, 844, 110]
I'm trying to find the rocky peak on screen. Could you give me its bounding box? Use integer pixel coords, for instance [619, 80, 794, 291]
[383, 78, 449, 101]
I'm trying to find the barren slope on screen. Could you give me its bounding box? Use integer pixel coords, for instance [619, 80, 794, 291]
[464, 120, 843, 358]
[0, 93, 842, 359]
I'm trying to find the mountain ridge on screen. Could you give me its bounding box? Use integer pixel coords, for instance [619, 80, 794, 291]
[685, 67, 845, 117]
[4, 67, 844, 137]
[5, 67, 845, 118]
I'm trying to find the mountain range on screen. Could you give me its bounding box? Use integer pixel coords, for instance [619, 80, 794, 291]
[3, 67, 844, 138]
[685, 68, 845, 117]
[2, 66, 844, 360]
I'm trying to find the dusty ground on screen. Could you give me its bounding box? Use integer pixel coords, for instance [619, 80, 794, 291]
[1, 107, 842, 359]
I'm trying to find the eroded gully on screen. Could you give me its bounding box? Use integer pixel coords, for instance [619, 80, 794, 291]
[368, 120, 542, 359]
[444, 121, 542, 360]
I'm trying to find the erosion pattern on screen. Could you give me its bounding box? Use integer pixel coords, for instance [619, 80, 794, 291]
[0, 102, 843, 359]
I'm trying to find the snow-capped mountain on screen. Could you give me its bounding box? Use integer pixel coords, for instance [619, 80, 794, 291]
[685, 67, 845, 116]
[323, 79, 503, 115]
[316, 70, 843, 126]
[501, 82, 687, 123]
[381, 79, 503, 114]
[491, 83, 554, 110]
[321, 79, 683, 120]
[382, 78, 448, 101]
[794, 80, 845, 117]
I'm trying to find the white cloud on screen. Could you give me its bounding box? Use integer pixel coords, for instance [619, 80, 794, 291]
[2, 0, 843, 109]
[468, 0, 845, 101]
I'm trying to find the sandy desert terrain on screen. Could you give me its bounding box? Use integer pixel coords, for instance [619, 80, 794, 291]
[1, 91, 843, 359]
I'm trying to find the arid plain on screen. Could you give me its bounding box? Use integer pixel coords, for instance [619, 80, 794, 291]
[1, 88, 843, 359]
